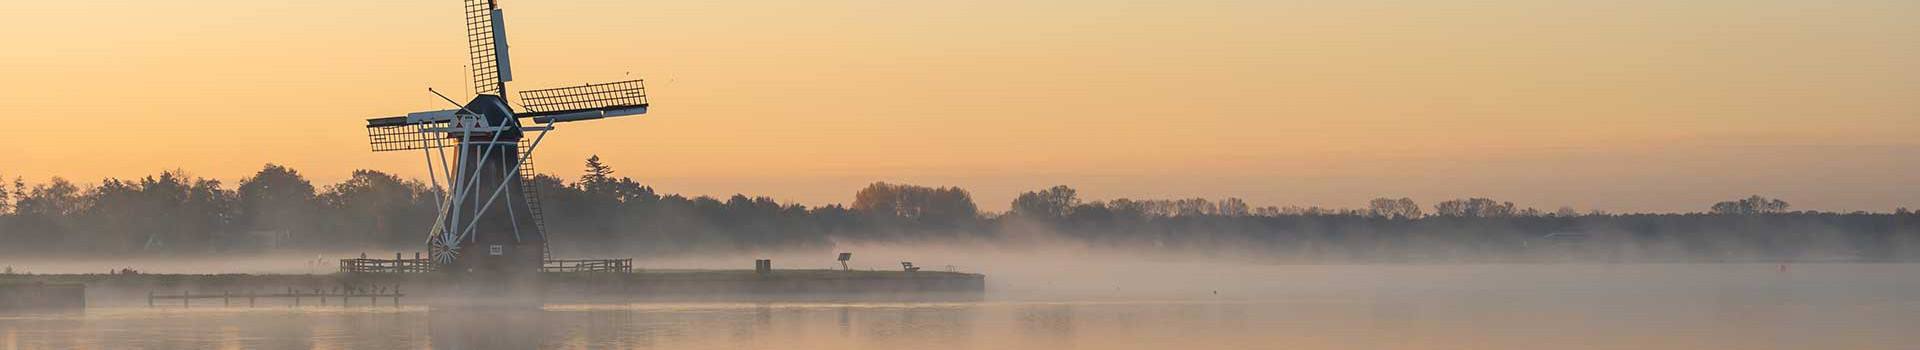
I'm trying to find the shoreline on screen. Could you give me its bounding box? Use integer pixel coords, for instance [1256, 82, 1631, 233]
[0, 270, 987, 308]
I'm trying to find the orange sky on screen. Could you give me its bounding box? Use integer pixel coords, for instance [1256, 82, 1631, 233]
[1, 0, 1915, 213]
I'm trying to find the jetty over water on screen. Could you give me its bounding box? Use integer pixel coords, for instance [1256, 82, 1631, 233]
[338, 256, 634, 273]
[1, 268, 985, 307]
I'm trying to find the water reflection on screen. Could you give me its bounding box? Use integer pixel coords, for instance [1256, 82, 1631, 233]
[2, 264, 1918, 349]
[430, 307, 547, 349]
[1015, 304, 1074, 348]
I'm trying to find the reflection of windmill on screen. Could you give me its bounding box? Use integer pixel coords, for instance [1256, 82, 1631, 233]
[364, 0, 648, 274]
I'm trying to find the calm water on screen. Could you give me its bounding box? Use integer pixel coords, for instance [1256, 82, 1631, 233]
[4, 263, 1918, 349]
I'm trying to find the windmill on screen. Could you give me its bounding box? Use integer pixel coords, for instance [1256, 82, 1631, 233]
[363, 0, 649, 274]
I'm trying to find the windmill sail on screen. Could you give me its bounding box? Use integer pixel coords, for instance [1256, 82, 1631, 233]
[466, 0, 510, 95]
[518, 80, 650, 123]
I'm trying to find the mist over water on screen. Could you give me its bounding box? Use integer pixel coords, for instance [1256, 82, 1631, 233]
[5, 242, 1919, 349]
[2, 0, 1913, 347]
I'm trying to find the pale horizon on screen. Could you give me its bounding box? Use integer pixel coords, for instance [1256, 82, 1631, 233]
[3, 0, 1915, 213]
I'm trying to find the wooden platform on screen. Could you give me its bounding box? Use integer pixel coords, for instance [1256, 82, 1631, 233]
[338, 258, 633, 273]
[1, 269, 985, 307]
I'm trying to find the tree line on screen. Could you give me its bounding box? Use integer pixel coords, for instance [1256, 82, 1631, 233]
[0, 158, 1915, 262]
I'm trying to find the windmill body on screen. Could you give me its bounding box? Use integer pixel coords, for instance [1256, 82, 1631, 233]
[364, 0, 649, 275]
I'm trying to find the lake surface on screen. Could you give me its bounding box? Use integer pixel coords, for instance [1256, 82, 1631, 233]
[3, 263, 1918, 349]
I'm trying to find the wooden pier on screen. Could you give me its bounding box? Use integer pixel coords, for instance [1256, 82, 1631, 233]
[148, 286, 405, 308]
[339, 254, 633, 274]
[542, 259, 633, 273]
[340, 253, 435, 273]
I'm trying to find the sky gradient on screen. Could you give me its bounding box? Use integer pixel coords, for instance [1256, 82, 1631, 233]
[2, 0, 1915, 213]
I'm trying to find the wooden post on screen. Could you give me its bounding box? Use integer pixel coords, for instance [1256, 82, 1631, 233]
[147, 291, 154, 307]
[249, 290, 256, 307]
[224, 291, 231, 307]
[320, 288, 327, 306]
[393, 285, 401, 307]
[183, 290, 190, 308]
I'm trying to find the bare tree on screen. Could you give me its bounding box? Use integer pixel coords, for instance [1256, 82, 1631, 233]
[1218, 198, 1250, 217]
[1368, 197, 1423, 219]
[1011, 185, 1079, 219]
[1709, 195, 1790, 215]
[1434, 198, 1516, 218]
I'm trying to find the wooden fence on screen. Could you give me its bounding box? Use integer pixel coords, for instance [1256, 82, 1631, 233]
[149, 286, 404, 308]
[339, 257, 435, 273]
[338, 256, 631, 273]
[542, 259, 633, 273]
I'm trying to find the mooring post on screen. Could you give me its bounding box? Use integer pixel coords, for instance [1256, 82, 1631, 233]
[393, 285, 401, 307]
[183, 290, 190, 308]
[147, 290, 154, 308]
[249, 290, 256, 307]
[224, 291, 231, 307]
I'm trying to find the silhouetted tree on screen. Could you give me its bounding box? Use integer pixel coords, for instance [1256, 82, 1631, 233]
[1174, 198, 1217, 216]
[9, 177, 24, 210]
[581, 155, 615, 188]
[17, 177, 82, 217]
[1011, 185, 1078, 220]
[851, 182, 979, 227]
[78, 171, 231, 252]
[3, 178, 81, 252]
[1434, 198, 1515, 218]
[1368, 197, 1423, 219]
[2, 161, 1916, 262]
[237, 164, 318, 246]
[0, 173, 9, 215]
[1710, 195, 1790, 215]
[1218, 198, 1250, 217]
[321, 170, 439, 248]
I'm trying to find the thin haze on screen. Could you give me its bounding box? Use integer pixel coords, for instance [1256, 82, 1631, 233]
[1, 0, 1915, 212]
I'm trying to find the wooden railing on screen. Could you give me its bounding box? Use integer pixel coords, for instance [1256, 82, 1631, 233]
[149, 286, 405, 308]
[339, 258, 435, 273]
[542, 259, 633, 273]
[336, 257, 632, 273]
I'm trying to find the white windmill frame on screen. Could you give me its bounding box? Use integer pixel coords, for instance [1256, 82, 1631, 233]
[363, 0, 649, 269]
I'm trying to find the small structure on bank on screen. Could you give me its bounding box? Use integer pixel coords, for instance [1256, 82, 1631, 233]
[754, 259, 774, 275]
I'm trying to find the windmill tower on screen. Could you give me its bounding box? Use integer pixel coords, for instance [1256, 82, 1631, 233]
[364, 0, 649, 274]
